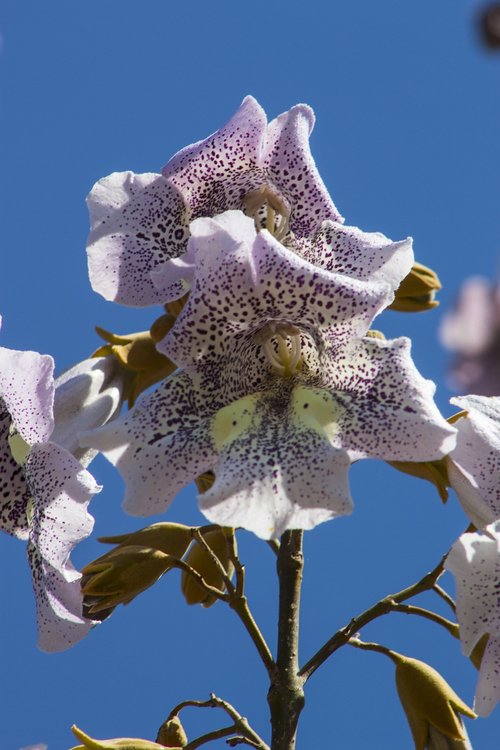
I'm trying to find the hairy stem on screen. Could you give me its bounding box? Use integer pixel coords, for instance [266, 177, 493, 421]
[268, 530, 305, 750]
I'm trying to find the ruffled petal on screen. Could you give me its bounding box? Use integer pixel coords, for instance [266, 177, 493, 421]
[25, 443, 100, 571]
[445, 523, 500, 654]
[201, 386, 352, 539]
[162, 96, 268, 217]
[28, 543, 95, 652]
[86, 171, 189, 306]
[80, 371, 218, 516]
[297, 221, 413, 289]
[321, 336, 457, 461]
[160, 211, 409, 366]
[0, 408, 30, 538]
[448, 395, 500, 526]
[51, 357, 124, 464]
[264, 104, 343, 233]
[0, 346, 54, 444]
[475, 635, 500, 717]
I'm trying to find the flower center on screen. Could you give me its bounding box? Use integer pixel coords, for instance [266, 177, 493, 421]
[243, 185, 290, 242]
[259, 325, 304, 378]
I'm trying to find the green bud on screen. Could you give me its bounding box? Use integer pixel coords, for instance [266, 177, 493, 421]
[181, 528, 235, 607]
[69, 725, 174, 750]
[98, 522, 193, 558]
[156, 716, 188, 747]
[393, 653, 476, 750]
[81, 545, 173, 615]
[389, 262, 441, 313]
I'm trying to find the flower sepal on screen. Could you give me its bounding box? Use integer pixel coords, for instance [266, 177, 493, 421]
[389, 261, 441, 312]
[70, 725, 174, 750]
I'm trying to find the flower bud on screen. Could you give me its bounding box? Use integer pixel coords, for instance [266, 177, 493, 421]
[81, 545, 173, 616]
[394, 653, 476, 749]
[98, 522, 193, 558]
[70, 725, 173, 750]
[181, 528, 235, 607]
[156, 716, 188, 747]
[389, 262, 441, 313]
[93, 326, 176, 406]
[388, 459, 449, 502]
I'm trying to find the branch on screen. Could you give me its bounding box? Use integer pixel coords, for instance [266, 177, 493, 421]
[432, 583, 456, 612]
[391, 602, 459, 638]
[299, 550, 453, 681]
[184, 726, 236, 749]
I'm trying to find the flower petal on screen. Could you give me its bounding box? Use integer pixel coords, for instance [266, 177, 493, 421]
[200, 386, 352, 539]
[445, 523, 500, 654]
[0, 346, 54, 444]
[25, 443, 100, 570]
[322, 336, 457, 461]
[475, 635, 500, 717]
[160, 211, 409, 367]
[162, 96, 268, 217]
[51, 357, 124, 464]
[86, 171, 189, 306]
[28, 543, 95, 652]
[80, 371, 218, 516]
[0, 408, 30, 538]
[264, 103, 343, 233]
[448, 395, 500, 526]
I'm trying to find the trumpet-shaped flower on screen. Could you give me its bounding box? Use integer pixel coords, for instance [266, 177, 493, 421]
[86, 96, 343, 306]
[445, 522, 500, 717]
[83, 213, 455, 538]
[446, 395, 500, 528]
[0, 344, 123, 650]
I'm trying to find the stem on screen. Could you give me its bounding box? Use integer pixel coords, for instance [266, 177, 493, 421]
[299, 551, 450, 681]
[184, 726, 236, 749]
[230, 594, 275, 677]
[432, 583, 456, 612]
[391, 602, 459, 637]
[267, 530, 305, 750]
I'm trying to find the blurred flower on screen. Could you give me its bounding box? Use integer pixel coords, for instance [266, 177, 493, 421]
[394, 653, 476, 749]
[82, 213, 455, 539]
[86, 95, 342, 307]
[446, 395, 500, 528]
[0, 332, 123, 650]
[440, 276, 500, 395]
[478, 4, 500, 49]
[445, 522, 500, 717]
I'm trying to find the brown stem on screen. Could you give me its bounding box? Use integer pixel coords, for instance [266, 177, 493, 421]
[267, 530, 305, 750]
[299, 551, 450, 681]
[391, 602, 459, 637]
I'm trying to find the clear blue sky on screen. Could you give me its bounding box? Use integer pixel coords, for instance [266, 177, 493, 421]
[1, 1, 499, 747]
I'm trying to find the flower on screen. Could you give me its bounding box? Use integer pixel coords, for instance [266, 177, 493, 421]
[70, 726, 169, 750]
[445, 522, 500, 717]
[440, 276, 500, 396]
[446, 395, 500, 528]
[82, 213, 455, 539]
[86, 96, 343, 307]
[394, 653, 476, 749]
[0, 342, 123, 650]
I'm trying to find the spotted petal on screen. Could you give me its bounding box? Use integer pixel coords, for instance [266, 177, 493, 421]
[447, 395, 500, 528]
[201, 387, 352, 539]
[160, 211, 413, 366]
[263, 103, 343, 233]
[321, 336, 457, 462]
[0, 408, 31, 538]
[25, 443, 100, 571]
[86, 171, 189, 306]
[80, 371, 219, 517]
[0, 346, 54, 444]
[28, 543, 95, 652]
[475, 636, 500, 717]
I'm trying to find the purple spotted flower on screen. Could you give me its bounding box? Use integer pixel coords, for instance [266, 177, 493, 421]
[445, 522, 500, 717]
[0, 343, 123, 651]
[447, 395, 500, 529]
[83, 212, 456, 539]
[86, 96, 343, 307]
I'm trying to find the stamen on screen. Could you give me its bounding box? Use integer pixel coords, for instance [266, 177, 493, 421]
[261, 332, 303, 378]
[243, 185, 291, 241]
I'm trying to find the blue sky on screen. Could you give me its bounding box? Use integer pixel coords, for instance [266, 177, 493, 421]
[1, 0, 500, 747]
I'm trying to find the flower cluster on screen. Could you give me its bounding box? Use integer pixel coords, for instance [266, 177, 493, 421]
[83, 97, 456, 540]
